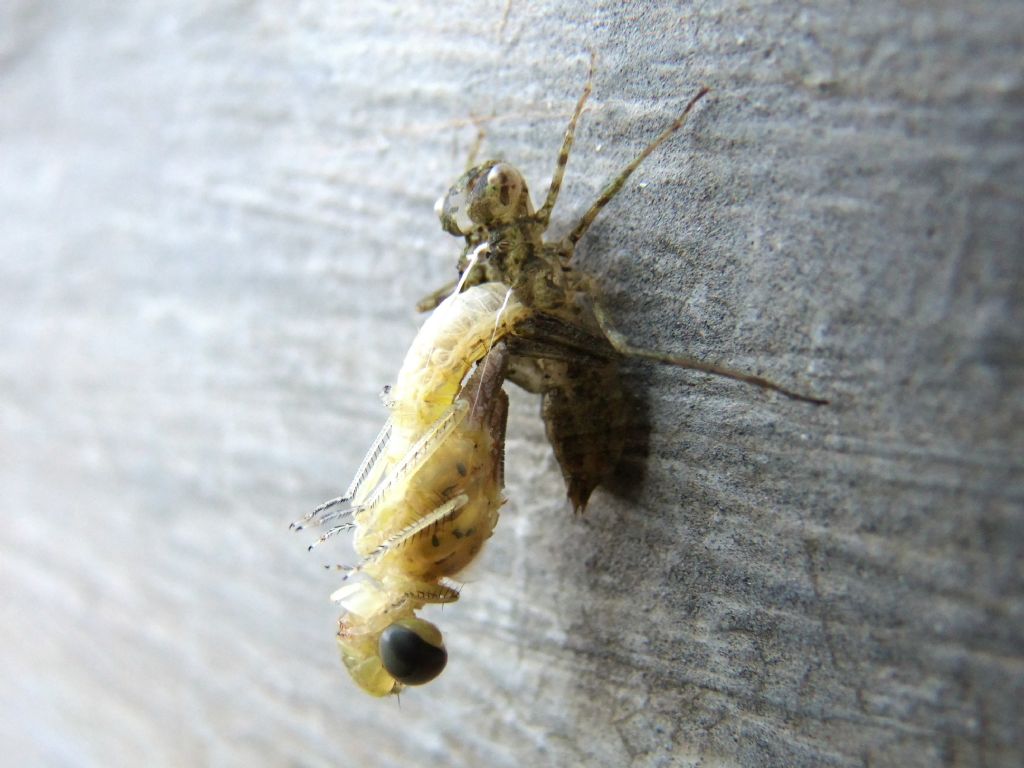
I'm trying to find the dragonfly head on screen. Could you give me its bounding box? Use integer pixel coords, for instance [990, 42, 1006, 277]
[337, 610, 447, 696]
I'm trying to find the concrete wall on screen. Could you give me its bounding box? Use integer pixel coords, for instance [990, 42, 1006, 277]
[1, 1, 1021, 765]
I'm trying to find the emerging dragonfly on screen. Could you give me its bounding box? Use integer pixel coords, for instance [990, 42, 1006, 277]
[299, 66, 825, 696]
[294, 284, 527, 695]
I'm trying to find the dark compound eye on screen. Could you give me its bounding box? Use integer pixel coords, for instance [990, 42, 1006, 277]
[378, 619, 448, 685]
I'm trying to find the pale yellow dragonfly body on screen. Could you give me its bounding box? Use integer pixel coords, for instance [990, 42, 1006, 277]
[317, 283, 527, 695]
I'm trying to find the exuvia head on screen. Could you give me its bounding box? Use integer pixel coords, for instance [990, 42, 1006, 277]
[435, 161, 532, 236]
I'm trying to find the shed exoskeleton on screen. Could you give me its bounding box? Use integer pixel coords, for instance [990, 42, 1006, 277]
[424, 72, 826, 509]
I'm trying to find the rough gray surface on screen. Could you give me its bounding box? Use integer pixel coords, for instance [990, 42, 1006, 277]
[1, 1, 1022, 766]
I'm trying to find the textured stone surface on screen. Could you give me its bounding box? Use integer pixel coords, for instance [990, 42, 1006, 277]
[1, 1, 1021, 766]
